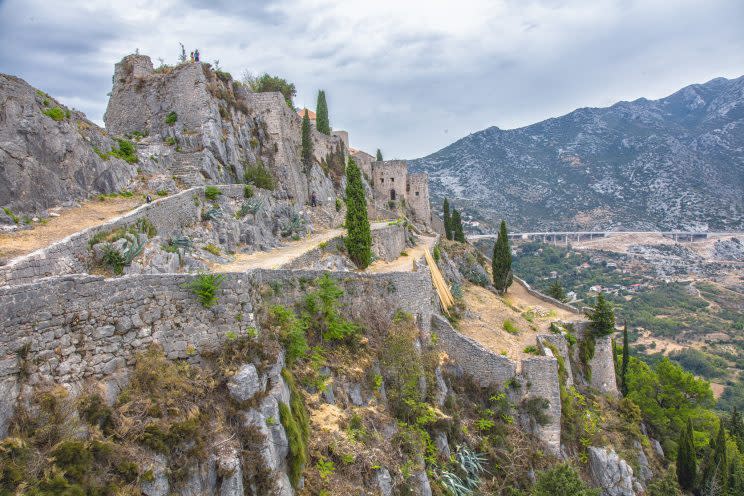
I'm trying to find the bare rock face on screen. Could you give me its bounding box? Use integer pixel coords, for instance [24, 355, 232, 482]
[104, 55, 345, 208]
[0, 74, 137, 216]
[588, 446, 636, 496]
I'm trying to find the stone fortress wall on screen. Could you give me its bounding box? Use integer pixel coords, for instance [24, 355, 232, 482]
[0, 268, 436, 437]
[370, 159, 434, 227]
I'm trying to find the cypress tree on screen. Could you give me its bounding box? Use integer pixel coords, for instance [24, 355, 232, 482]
[301, 109, 313, 170]
[620, 321, 630, 396]
[730, 407, 744, 451]
[702, 423, 729, 496]
[492, 220, 513, 293]
[344, 157, 372, 269]
[590, 293, 616, 337]
[452, 209, 465, 242]
[315, 90, 330, 135]
[376, 149, 383, 161]
[547, 280, 566, 301]
[619, 323, 629, 392]
[443, 198, 453, 240]
[677, 417, 697, 491]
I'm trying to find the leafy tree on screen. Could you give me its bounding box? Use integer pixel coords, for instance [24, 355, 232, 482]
[677, 417, 697, 491]
[301, 109, 313, 170]
[531, 463, 599, 496]
[492, 220, 513, 293]
[315, 90, 330, 135]
[620, 322, 629, 396]
[547, 280, 566, 301]
[344, 157, 372, 268]
[376, 148, 383, 161]
[626, 357, 716, 455]
[243, 72, 297, 107]
[443, 198, 453, 241]
[589, 292, 615, 337]
[452, 209, 465, 242]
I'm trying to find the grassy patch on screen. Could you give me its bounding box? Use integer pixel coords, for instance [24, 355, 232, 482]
[502, 320, 519, 334]
[42, 106, 66, 121]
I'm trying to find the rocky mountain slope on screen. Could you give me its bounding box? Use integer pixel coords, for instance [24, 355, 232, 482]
[0, 74, 137, 219]
[410, 75, 744, 232]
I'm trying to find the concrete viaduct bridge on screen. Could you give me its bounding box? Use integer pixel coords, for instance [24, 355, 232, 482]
[467, 231, 744, 245]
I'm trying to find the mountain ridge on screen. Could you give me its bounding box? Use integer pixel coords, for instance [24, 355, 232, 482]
[410, 74, 744, 232]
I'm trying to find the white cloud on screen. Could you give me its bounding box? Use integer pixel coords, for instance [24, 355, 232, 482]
[1, 0, 743, 157]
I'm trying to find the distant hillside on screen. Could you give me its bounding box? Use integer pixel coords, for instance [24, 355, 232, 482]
[410, 76, 744, 232]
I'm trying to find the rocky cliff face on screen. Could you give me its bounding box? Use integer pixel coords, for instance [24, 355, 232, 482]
[411, 75, 744, 232]
[0, 74, 137, 218]
[104, 55, 345, 208]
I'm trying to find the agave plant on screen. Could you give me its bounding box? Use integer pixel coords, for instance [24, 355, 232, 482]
[202, 207, 223, 221]
[122, 233, 146, 264]
[280, 211, 306, 237]
[439, 470, 471, 496]
[455, 445, 487, 480]
[236, 197, 264, 218]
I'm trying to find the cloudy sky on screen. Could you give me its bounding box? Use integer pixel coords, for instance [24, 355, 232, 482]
[1, 0, 743, 158]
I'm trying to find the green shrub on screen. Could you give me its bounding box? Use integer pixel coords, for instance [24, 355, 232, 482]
[335, 197, 342, 212]
[531, 464, 599, 496]
[101, 244, 127, 274]
[183, 273, 224, 308]
[109, 139, 138, 163]
[269, 305, 308, 364]
[243, 161, 276, 190]
[204, 243, 221, 256]
[204, 186, 222, 200]
[164, 136, 177, 146]
[279, 369, 309, 488]
[523, 345, 539, 355]
[243, 184, 254, 198]
[503, 320, 519, 334]
[3, 207, 19, 224]
[303, 273, 359, 342]
[165, 111, 177, 125]
[245, 73, 297, 107]
[42, 106, 66, 121]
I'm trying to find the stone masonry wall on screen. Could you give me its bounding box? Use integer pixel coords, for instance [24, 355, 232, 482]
[0, 185, 251, 287]
[514, 276, 580, 314]
[371, 160, 408, 204]
[571, 322, 619, 395]
[432, 315, 562, 455]
[0, 269, 436, 437]
[407, 173, 431, 225]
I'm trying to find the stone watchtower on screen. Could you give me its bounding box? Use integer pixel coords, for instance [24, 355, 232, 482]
[370, 160, 432, 226]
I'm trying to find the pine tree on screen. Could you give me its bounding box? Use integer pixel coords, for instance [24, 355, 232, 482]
[621, 321, 630, 396]
[443, 198, 453, 241]
[590, 292, 616, 337]
[301, 109, 313, 170]
[547, 280, 566, 301]
[677, 417, 697, 491]
[315, 90, 330, 135]
[376, 149, 383, 161]
[344, 157, 372, 269]
[492, 220, 513, 293]
[452, 209, 465, 242]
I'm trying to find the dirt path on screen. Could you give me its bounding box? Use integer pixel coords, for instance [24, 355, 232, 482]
[456, 280, 586, 367]
[365, 235, 438, 274]
[213, 222, 391, 272]
[0, 197, 142, 261]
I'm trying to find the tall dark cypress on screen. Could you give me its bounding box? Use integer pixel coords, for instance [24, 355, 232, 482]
[315, 90, 330, 135]
[702, 423, 729, 495]
[376, 149, 383, 161]
[301, 109, 313, 170]
[620, 321, 629, 396]
[677, 417, 697, 492]
[492, 220, 513, 293]
[452, 209, 465, 242]
[344, 157, 372, 269]
[443, 198, 453, 241]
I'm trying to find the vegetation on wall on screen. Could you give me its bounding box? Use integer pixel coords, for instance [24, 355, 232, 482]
[243, 72, 297, 108]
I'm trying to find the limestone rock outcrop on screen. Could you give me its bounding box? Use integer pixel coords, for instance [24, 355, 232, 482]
[588, 446, 636, 496]
[104, 55, 345, 208]
[0, 74, 137, 217]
